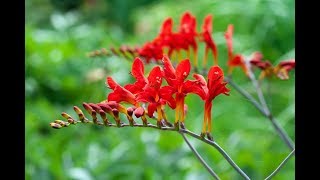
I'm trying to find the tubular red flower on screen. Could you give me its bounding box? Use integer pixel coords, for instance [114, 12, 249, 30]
[136, 66, 176, 120]
[106, 76, 137, 105]
[201, 66, 230, 136]
[124, 57, 148, 94]
[201, 14, 218, 66]
[225, 24, 247, 75]
[161, 56, 207, 124]
[274, 59, 295, 80]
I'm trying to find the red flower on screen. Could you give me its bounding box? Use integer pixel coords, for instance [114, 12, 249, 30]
[250, 53, 295, 80]
[138, 41, 164, 63]
[106, 76, 137, 105]
[179, 12, 198, 67]
[124, 57, 148, 94]
[275, 59, 295, 79]
[197, 66, 230, 139]
[225, 24, 247, 75]
[136, 66, 176, 126]
[162, 55, 205, 126]
[201, 15, 218, 66]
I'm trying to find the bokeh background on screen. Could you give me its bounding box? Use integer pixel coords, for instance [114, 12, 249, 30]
[26, 0, 295, 179]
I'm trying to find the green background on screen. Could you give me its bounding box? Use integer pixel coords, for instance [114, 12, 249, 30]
[26, 0, 295, 179]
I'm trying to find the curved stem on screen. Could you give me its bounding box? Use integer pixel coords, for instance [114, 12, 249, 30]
[180, 129, 251, 180]
[180, 132, 220, 180]
[264, 149, 295, 180]
[57, 119, 250, 179]
[225, 77, 295, 150]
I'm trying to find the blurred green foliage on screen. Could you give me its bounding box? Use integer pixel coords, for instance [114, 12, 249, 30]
[26, 0, 295, 179]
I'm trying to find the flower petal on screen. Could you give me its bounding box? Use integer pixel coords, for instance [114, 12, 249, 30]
[182, 80, 207, 100]
[225, 24, 234, 61]
[160, 18, 173, 35]
[176, 59, 191, 82]
[202, 14, 212, 33]
[107, 86, 136, 105]
[106, 76, 119, 90]
[147, 103, 157, 118]
[147, 66, 163, 89]
[162, 55, 176, 79]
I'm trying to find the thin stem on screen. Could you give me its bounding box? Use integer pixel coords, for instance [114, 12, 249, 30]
[179, 129, 251, 180]
[225, 77, 295, 150]
[60, 119, 250, 179]
[225, 77, 266, 116]
[180, 132, 220, 180]
[269, 116, 295, 150]
[264, 149, 295, 180]
[245, 64, 270, 115]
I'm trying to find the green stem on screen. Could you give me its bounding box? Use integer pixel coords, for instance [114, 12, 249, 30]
[180, 132, 220, 180]
[264, 149, 295, 180]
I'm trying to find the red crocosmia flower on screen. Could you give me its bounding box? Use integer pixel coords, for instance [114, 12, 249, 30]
[179, 12, 198, 66]
[201, 15, 218, 67]
[250, 53, 295, 80]
[138, 41, 164, 63]
[136, 66, 176, 126]
[124, 57, 148, 94]
[161, 55, 205, 126]
[106, 76, 137, 105]
[225, 24, 248, 75]
[197, 66, 230, 139]
[157, 18, 173, 47]
[274, 59, 295, 80]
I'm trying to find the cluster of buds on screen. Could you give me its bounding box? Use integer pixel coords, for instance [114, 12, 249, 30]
[87, 45, 140, 60]
[51, 55, 229, 140]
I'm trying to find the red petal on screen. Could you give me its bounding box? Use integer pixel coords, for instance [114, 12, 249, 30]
[193, 73, 207, 87]
[225, 24, 234, 61]
[147, 103, 157, 118]
[278, 59, 295, 70]
[176, 59, 191, 82]
[160, 18, 173, 35]
[202, 14, 213, 33]
[106, 76, 119, 90]
[107, 86, 136, 105]
[180, 12, 197, 33]
[182, 80, 207, 100]
[228, 54, 244, 66]
[147, 66, 163, 89]
[132, 57, 146, 82]
[162, 55, 176, 79]
[208, 66, 224, 87]
[159, 86, 176, 109]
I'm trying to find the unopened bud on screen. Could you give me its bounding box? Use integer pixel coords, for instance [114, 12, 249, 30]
[134, 107, 145, 118]
[101, 48, 109, 55]
[74, 106, 89, 123]
[127, 107, 134, 116]
[98, 103, 112, 113]
[112, 108, 119, 118]
[50, 122, 62, 129]
[61, 112, 72, 120]
[83, 102, 94, 114]
[99, 110, 110, 125]
[110, 47, 119, 56]
[89, 103, 102, 112]
[107, 101, 118, 109]
[67, 118, 75, 124]
[54, 120, 70, 127]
